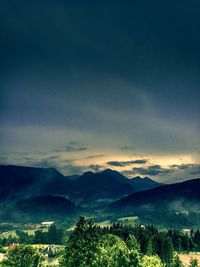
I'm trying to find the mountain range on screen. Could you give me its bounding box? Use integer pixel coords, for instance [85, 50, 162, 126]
[2, 164, 200, 222]
[0, 165, 161, 203]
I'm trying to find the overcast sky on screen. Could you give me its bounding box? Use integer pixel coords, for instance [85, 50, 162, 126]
[0, 0, 199, 182]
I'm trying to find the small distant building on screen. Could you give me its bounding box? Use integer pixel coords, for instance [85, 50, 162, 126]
[182, 228, 191, 234]
[8, 243, 18, 251]
[40, 221, 55, 227]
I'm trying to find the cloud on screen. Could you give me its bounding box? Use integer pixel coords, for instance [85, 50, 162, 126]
[170, 163, 200, 175]
[85, 154, 104, 159]
[132, 159, 148, 164]
[62, 164, 86, 175]
[133, 165, 172, 176]
[26, 159, 59, 169]
[121, 170, 138, 177]
[170, 164, 195, 170]
[89, 164, 103, 172]
[120, 145, 136, 151]
[65, 145, 87, 152]
[0, 156, 9, 162]
[190, 168, 200, 175]
[106, 159, 148, 167]
[52, 142, 88, 153]
[44, 155, 60, 160]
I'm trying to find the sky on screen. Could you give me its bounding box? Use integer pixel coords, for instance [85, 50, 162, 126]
[0, 0, 200, 183]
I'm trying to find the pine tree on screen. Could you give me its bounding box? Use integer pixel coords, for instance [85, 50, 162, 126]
[146, 237, 154, 256]
[171, 254, 184, 267]
[60, 216, 101, 267]
[190, 258, 199, 267]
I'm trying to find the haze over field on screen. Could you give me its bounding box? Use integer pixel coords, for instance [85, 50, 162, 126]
[0, 0, 199, 184]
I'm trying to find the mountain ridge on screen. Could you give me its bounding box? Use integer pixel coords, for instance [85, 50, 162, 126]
[111, 177, 200, 212]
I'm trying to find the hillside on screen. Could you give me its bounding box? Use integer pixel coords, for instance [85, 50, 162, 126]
[111, 178, 200, 212]
[16, 195, 78, 220]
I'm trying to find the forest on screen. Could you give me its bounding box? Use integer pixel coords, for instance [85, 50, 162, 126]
[1, 217, 200, 266]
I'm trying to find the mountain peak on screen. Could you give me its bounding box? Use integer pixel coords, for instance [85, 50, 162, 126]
[128, 175, 162, 192]
[132, 176, 143, 180]
[101, 169, 118, 175]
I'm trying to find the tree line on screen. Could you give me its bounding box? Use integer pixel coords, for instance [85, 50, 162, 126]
[1, 217, 200, 266]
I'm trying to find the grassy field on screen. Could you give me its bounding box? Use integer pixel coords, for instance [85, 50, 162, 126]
[0, 253, 5, 262]
[117, 216, 139, 225]
[179, 253, 200, 267]
[96, 220, 112, 227]
[0, 230, 17, 238]
[0, 227, 49, 239]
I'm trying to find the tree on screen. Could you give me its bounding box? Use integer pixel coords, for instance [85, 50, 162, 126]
[34, 230, 45, 244]
[47, 224, 62, 244]
[157, 234, 173, 266]
[60, 216, 101, 267]
[16, 230, 33, 244]
[126, 235, 141, 267]
[190, 258, 199, 267]
[171, 254, 184, 267]
[99, 234, 137, 267]
[193, 230, 200, 250]
[126, 235, 140, 251]
[60, 217, 141, 267]
[140, 255, 163, 267]
[146, 237, 154, 256]
[1, 245, 43, 267]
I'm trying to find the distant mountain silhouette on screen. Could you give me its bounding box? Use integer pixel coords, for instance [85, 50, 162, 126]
[72, 169, 135, 200]
[0, 165, 162, 202]
[0, 164, 164, 216]
[111, 178, 200, 212]
[0, 165, 73, 201]
[1, 165, 200, 224]
[129, 176, 162, 191]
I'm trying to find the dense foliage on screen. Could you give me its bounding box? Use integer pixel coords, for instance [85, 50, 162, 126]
[59, 217, 179, 267]
[1, 218, 200, 266]
[0, 245, 43, 267]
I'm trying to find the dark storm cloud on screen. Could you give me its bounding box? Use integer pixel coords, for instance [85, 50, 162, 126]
[0, 0, 199, 131]
[133, 165, 172, 176]
[107, 159, 148, 167]
[1, 0, 200, 78]
[0, 0, 199, 182]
